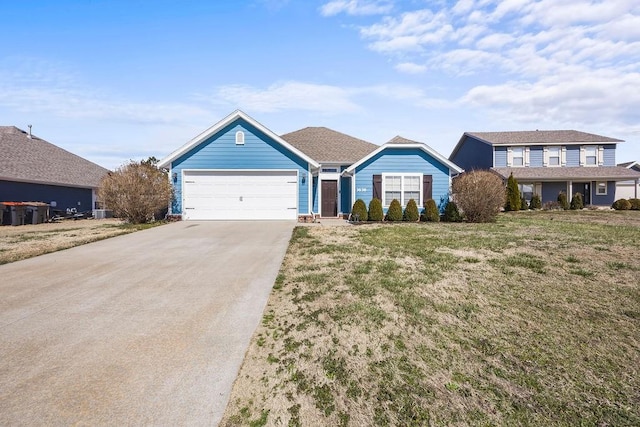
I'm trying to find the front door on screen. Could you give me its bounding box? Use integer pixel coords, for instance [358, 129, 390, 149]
[575, 182, 591, 205]
[321, 180, 338, 217]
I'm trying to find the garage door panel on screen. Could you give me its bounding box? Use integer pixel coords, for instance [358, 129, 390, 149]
[183, 171, 298, 220]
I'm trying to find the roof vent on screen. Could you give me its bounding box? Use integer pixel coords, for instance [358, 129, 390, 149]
[28, 124, 32, 139]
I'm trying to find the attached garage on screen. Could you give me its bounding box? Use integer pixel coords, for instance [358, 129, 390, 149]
[159, 111, 319, 221]
[182, 170, 298, 220]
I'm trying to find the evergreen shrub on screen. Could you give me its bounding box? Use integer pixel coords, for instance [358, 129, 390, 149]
[386, 199, 403, 221]
[351, 199, 368, 221]
[505, 173, 521, 211]
[443, 200, 462, 222]
[404, 199, 420, 222]
[557, 192, 570, 210]
[423, 199, 440, 222]
[530, 194, 542, 209]
[368, 198, 384, 221]
[570, 192, 584, 210]
[612, 199, 631, 210]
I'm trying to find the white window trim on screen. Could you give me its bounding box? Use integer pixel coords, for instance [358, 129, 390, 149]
[583, 145, 598, 167]
[382, 173, 423, 207]
[510, 146, 525, 167]
[595, 181, 607, 196]
[235, 131, 245, 145]
[545, 146, 561, 167]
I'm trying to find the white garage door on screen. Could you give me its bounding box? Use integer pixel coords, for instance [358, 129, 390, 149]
[182, 170, 298, 220]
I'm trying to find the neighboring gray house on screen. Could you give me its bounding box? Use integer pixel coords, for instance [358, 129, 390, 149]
[450, 130, 640, 206]
[0, 126, 109, 214]
[615, 161, 640, 200]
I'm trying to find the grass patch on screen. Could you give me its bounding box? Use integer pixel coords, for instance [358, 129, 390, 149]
[0, 220, 167, 265]
[221, 211, 640, 426]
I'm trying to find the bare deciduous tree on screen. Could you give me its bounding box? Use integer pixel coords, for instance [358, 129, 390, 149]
[98, 160, 173, 224]
[452, 170, 506, 223]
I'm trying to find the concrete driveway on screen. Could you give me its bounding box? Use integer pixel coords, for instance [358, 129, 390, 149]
[0, 221, 294, 426]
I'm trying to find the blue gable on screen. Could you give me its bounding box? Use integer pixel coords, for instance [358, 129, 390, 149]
[450, 135, 493, 171]
[168, 118, 311, 215]
[353, 147, 453, 211]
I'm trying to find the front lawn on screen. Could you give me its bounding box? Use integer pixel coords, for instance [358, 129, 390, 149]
[222, 211, 640, 426]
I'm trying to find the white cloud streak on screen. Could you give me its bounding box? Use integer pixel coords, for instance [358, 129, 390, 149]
[324, 0, 640, 129]
[320, 0, 393, 17]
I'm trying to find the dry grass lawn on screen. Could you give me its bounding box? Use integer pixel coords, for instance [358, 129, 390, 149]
[0, 219, 158, 265]
[222, 210, 639, 426]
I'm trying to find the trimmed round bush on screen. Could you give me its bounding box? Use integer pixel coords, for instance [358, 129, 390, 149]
[368, 197, 384, 221]
[505, 173, 521, 211]
[612, 198, 631, 210]
[403, 198, 420, 222]
[530, 194, 542, 210]
[386, 199, 403, 221]
[443, 200, 462, 222]
[570, 192, 584, 210]
[423, 198, 440, 222]
[557, 192, 569, 210]
[351, 199, 368, 221]
[628, 198, 640, 210]
[451, 170, 506, 223]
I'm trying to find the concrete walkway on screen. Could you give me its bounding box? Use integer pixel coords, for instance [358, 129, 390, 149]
[0, 221, 294, 426]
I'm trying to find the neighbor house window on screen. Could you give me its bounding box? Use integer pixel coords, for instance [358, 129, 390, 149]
[585, 146, 597, 165]
[235, 131, 245, 145]
[512, 147, 524, 166]
[596, 181, 607, 195]
[383, 174, 421, 206]
[519, 183, 534, 201]
[548, 146, 561, 166]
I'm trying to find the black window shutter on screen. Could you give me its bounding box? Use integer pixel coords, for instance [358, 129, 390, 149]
[373, 175, 382, 200]
[423, 175, 433, 201]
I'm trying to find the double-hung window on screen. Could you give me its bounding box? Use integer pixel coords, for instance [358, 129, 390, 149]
[512, 147, 524, 166]
[548, 146, 560, 166]
[596, 181, 607, 195]
[383, 174, 421, 206]
[585, 146, 597, 165]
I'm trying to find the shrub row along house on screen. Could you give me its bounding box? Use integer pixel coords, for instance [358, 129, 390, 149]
[0, 126, 108, 217]
[450, 130, 640, 206]
[159, 111, 640, 220]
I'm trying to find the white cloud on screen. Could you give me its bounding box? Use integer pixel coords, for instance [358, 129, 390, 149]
[462, 69, 640, 125]
[0, 58, 210, 124]
[213, 81, 361, 114]
[320, 0, 393, 17]
[326, 0, 640, 129]
[395, 62, 427, 74]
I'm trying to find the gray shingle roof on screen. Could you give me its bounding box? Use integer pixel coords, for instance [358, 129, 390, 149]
[467, 130, 623, 145]
[387, 135, 418, 144]
[0, 126, 109, 188]
[493, 166, 640, 181]
[281, 127, 379, 163]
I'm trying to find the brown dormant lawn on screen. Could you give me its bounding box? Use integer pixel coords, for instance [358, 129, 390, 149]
[222, 210, 639, 426]
[0, 219, 160, 265]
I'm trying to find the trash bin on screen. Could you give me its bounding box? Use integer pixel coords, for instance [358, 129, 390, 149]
[5, 202, 26, 226]
[24, 202, 50, 224]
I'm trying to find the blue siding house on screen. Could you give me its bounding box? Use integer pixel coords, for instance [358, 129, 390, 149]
[450, 130, 640, 206]
[159, 111, 462, 221]
[344, 136, 462, 213]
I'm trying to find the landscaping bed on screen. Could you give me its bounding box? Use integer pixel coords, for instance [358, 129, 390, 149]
[222, 210, 640, 426]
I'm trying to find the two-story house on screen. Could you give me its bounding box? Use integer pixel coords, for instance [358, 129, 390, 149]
[449, 130, 640, 206]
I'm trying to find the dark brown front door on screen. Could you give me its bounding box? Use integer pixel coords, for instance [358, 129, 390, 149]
[321, 180, 338, 217]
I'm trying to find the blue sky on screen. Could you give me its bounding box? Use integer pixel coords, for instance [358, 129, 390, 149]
[1, 0, 638, 169]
